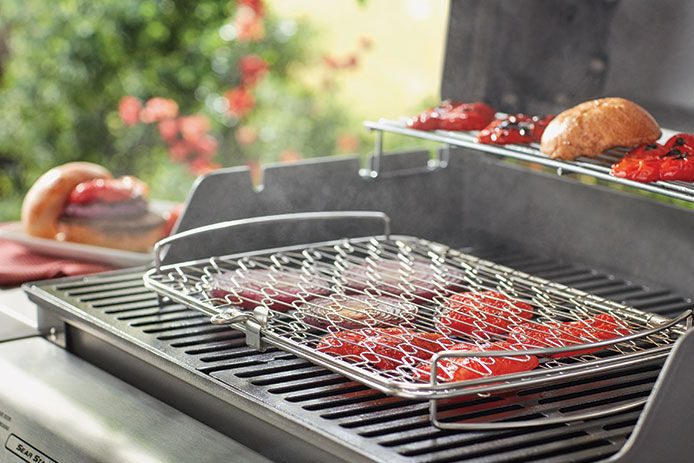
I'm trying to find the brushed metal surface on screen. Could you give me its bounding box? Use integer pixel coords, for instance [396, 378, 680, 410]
[0, 337, 269, 463]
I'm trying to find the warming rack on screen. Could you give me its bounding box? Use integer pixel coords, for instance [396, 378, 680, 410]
[143, 212, 690, 429]
[363, 118, 694, 203]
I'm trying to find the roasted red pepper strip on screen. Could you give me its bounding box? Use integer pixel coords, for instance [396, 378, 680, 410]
[69, 176, 148, 204]
[413, 341, 539, 382]
[436, 290, 534, 340]
[475, 114, 553, 145]
[507, 313, 631, 358]
[406, 101, 496, 131]
[317, 327, 456, 371]
[611, 133, 694, 183]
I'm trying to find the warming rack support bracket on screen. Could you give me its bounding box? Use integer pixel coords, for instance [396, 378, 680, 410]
[363, 119, 694, 203]
[362, 124, 450, 179]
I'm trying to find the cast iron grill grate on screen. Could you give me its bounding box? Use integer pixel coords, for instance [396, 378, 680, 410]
[25, 241, 692, 462]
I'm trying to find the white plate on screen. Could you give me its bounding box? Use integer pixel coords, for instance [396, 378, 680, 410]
[0, 222, 153, 268]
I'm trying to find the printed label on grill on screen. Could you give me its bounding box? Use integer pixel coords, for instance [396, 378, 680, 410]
[5, 434, 58, 463]
[0, 409, 10, 432]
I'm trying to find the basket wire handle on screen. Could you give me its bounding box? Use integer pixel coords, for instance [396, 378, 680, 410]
[153, 211, 391, 271]
[428, 309, 692, 430]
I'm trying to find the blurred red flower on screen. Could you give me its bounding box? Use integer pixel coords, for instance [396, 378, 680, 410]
[345, 54, 358, 68]
[118, 96, 142, 126]
[168, 140, 191, 162]
[323, 55, 339, 69]
[189, 134, 219, 159]
[239, 0, 264, 17]
[239, 55, 269, 87]
[337, 134, 360, 152]
[179, 114, 211, 143]
[236, 125, 258, 145]
[157, 118, 179, 143]
[235, 6, 265, 42]
[140, 97, 179, 123]
[189, 158, 221, 176]
[224, 86, 255, 118]
[279, 149, 302, 163]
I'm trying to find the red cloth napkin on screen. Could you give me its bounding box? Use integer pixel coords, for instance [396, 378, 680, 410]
[0, 238, 116, 286]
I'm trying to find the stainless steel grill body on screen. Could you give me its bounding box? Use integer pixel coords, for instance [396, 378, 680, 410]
[24, 238, 694, 462]
[15, 2, 694, 460]
[23, 142, 694, 461]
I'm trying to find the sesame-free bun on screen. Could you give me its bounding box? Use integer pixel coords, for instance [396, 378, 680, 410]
[540, 97, 661, 160]
[56, 211, 166, 252]
[21, 161, 166, 252]
[22, 162, 112, 239]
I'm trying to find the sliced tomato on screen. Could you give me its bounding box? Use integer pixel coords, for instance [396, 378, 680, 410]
[69, 175, 148, 204]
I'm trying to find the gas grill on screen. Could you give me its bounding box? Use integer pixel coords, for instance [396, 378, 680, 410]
[5, 1, 694, 462]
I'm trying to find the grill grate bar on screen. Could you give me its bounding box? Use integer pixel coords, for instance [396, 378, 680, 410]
[117, 307, 194, 321]
[129, 312, 208, 328]
[104, 300, 161, 314]
[77, 287, 154, 302]
[142, 319, 213, 334]
[197, 345, 269, 362]
[65, 280, 146, 297]
[53, 273, 144, 291]
[268, 375, 352, 395]
[90, 294, 158, 308]
[156, 325, 234, 341]
[629, 295, 690, 310]
[170, 330, 241, 348]
[531, 268, 592, 281]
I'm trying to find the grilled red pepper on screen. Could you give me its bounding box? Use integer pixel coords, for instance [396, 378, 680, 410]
[406, 101, 496, 131]
[317, 327, 456, 371]
[507, 313, 631, 358]
[475, 114, 554, 145]
[413, 341, 539, 382]
[611, 133, 694, 182]
[436, 290, 534, 340]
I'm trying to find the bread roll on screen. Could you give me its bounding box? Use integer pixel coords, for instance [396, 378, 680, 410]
[540, 98, 661, 160]
[21, 162, 166, 252]
[56, 212, 165, 252]
[22, 162, 112, 238]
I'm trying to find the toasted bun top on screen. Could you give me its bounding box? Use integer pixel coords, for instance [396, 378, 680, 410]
[540, 97, 661, 160]
[22, 162, 113, 238]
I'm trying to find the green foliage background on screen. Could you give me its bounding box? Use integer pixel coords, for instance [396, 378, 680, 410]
[0, 0, 354, 220]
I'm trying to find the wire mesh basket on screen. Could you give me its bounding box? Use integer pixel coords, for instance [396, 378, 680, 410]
[143, 212, 690, 428]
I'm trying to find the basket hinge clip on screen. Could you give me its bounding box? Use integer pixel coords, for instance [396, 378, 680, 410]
[210, 306, 269, 351]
